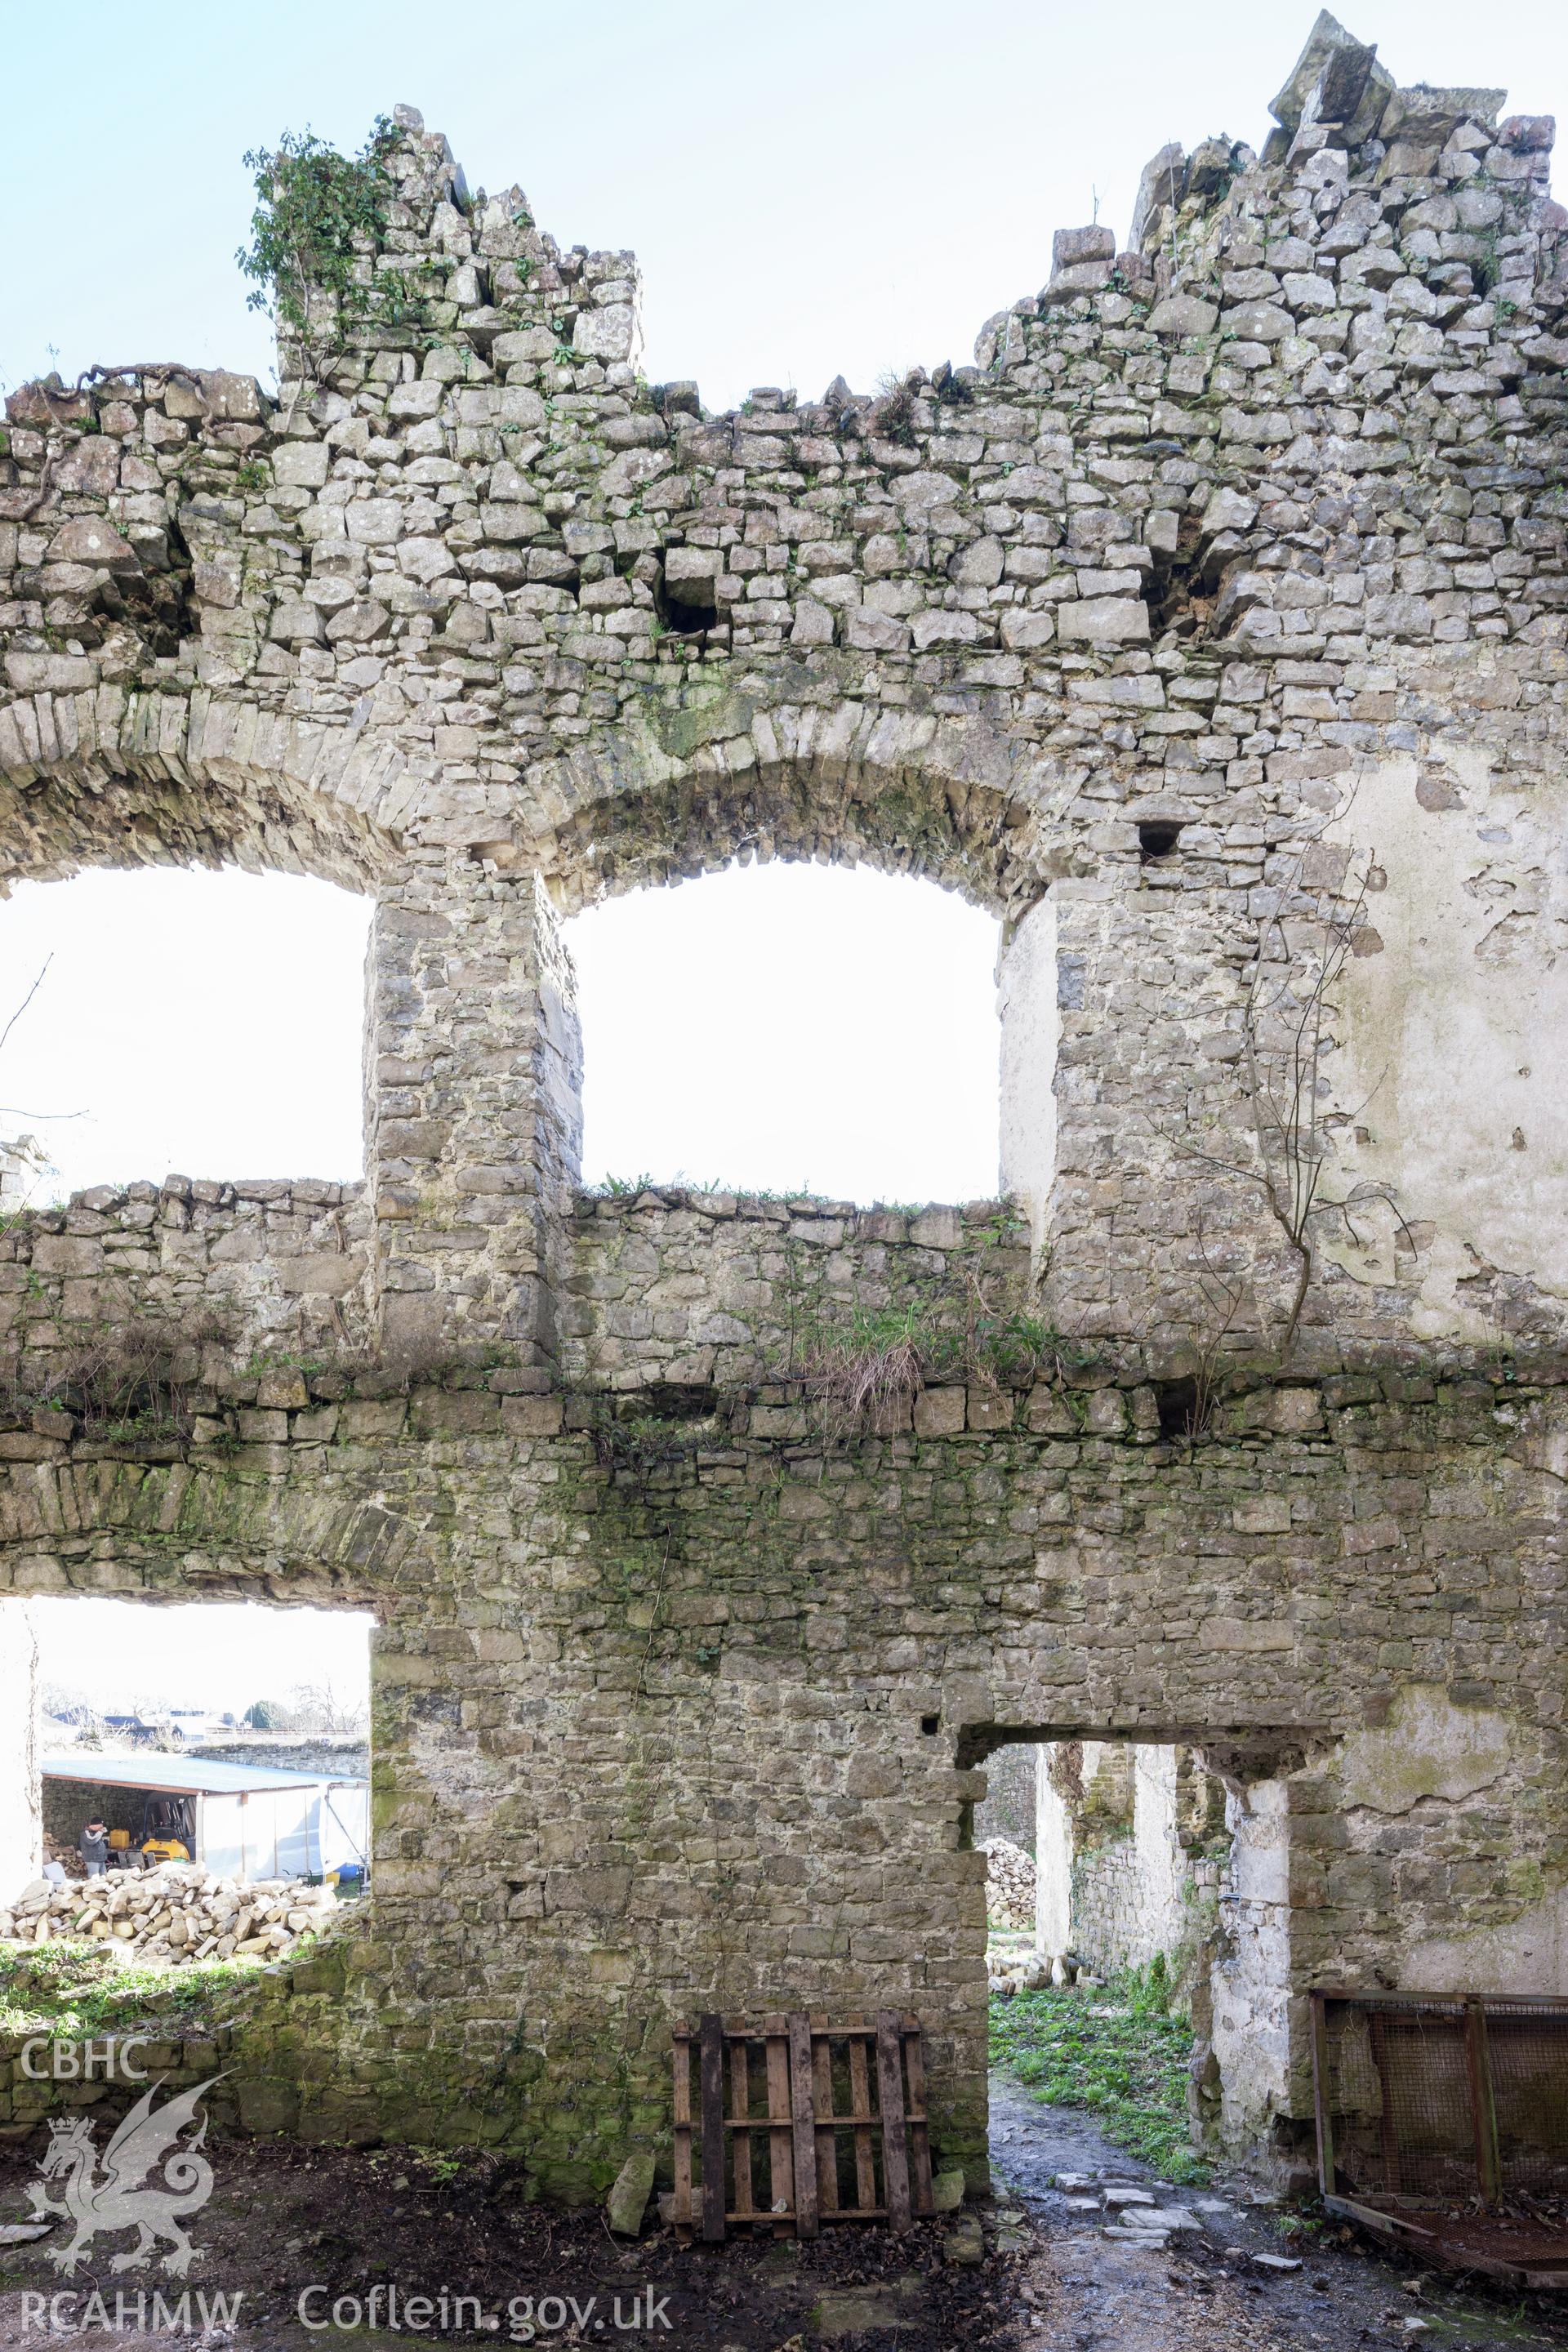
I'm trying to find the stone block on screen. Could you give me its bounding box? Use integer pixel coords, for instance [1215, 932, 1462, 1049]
[965, 1388, 1013, 1432]
[1053, 225, 1116, 271]
[844, 607, 911, 652]
[275, 1252, 361, 1296]
[47, 518, 138, 570]
[1056, 596, 1150, 644]
[914, 1388, 966, 1437]
[606, 2149, 656, 2235]
[501, 1394, 565, 1437]
[272, 442, 331, 488]
[573, 305, 636, 362]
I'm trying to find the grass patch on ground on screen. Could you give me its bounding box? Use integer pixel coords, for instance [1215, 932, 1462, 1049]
[0, 1940, 274, 2039]
[989, 1962, 1209, 2184]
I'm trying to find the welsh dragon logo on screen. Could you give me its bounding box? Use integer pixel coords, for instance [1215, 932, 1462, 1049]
[26, 2074, 226, 2275]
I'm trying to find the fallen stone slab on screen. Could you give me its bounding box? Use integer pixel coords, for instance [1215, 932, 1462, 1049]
[606, 2149, 657, 2236]
[1127, 2207, 1200, 2231]
[943, 2215, 986, 2266]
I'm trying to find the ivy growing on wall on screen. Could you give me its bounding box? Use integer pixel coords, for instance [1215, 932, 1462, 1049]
[236, 117, 412, 375]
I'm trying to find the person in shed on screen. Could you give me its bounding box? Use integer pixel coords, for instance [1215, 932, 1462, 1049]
[79, 1818, 109, 1878]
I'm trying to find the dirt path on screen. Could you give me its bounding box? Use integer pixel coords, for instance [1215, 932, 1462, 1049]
[0, 2095, 1566, 2350]
[990, 2073, 1568, 2352]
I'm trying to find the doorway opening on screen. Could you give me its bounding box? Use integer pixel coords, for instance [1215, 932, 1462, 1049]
[977, 1735, 1238, 2184]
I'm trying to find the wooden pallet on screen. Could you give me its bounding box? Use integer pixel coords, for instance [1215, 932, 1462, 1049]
[671, 2010, 934, 2242]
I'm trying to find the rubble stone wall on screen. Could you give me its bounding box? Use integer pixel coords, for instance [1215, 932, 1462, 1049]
[1036, 1741, 1228, 1987]
[1, 15, 1566, 2194]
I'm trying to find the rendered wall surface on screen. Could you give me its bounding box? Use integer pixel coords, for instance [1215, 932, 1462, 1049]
[0, 1603, 38, 1900]
[1, 14, 1566, 2194]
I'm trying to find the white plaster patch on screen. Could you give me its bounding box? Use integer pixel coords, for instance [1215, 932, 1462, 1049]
[1402, 1881, 1568, 1995]
[1338, 1682, 1515, 1815]
[1325, 753, 1568, 1332]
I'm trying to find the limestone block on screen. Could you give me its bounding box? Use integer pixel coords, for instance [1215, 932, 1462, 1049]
[47, 518, 138, 570]
[1056, 596, 1150, 644]
[1147, 292, 1222, 338]
[914, 1387, 966, 1437]
[273, 443, 331, 488]
[573, 305, 636, 362]
[844, 608, 911, 652]
[606, 2151, 656, 2236]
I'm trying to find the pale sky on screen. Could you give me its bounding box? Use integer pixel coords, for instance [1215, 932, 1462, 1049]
[3, 2, 1563, 1705]
[22, 1597, 374, 1723]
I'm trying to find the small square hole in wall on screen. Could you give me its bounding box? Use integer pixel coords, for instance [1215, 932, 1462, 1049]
[664, 596, 718, 636]
[1138, 820, 1183, 862]
[920, 1714, 942, 1735]
[1154, 1376, 1200, 1440]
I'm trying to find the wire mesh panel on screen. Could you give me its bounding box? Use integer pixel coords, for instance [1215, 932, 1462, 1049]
[1313, 1989, 1568, 2282]
[1488, 2006, 1568, 2193]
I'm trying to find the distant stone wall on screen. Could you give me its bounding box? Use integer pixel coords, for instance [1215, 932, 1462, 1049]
[191, 1736, 368, 1778]
[1037, 1742, 1231, 2000]
[975, 1742, 1036, 1856]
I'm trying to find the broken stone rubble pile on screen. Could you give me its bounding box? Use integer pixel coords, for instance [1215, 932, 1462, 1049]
[982, 1837, 1037, 1931]
[0, 1866, 336, 1964]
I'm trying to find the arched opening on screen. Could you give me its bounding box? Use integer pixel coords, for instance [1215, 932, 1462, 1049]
[0, 868, 371, 1198]
[566, 859, 1002, 1204]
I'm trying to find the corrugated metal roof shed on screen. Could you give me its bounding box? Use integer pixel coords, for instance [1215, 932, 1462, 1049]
[40, 1750, 366, 1794]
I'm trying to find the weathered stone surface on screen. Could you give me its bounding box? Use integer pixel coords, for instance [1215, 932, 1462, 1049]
[606, 2150, 656, 2235]
[1, 17, 1566, 2202]
[1147, 292, 1218, 336]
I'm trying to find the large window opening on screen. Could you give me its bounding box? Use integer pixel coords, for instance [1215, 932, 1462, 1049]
[2, 1597, 372, 1979]
[0, 869, 372, 1200]
[566, 860, 1002, 1205]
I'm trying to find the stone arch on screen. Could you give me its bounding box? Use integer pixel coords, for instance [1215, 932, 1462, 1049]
[513, 703, 1070, 920]
[0, 688, 412, 888]
[492, 710, 1072, 1255]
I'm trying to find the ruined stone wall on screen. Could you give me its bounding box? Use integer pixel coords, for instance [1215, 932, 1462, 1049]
[0, 16, 1566, 2194]
[1, 1356, 1564, 2182]
[0, 1183, 373, 1405]
[2, 32, 1565, 1359]
[1036, 1741, 1228, 1988]
[562, 1187, 1032, 1396]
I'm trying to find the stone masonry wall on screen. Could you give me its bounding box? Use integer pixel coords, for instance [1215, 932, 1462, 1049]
[1036, 1741, 1229, 1988]
[1, 23, 1564, 1361]
[0, 15, 1566, 2196]
[1, 1352, 1565, 2183]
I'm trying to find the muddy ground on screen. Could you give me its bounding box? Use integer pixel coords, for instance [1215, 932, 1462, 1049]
[0, 2078, 1564, 2350]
